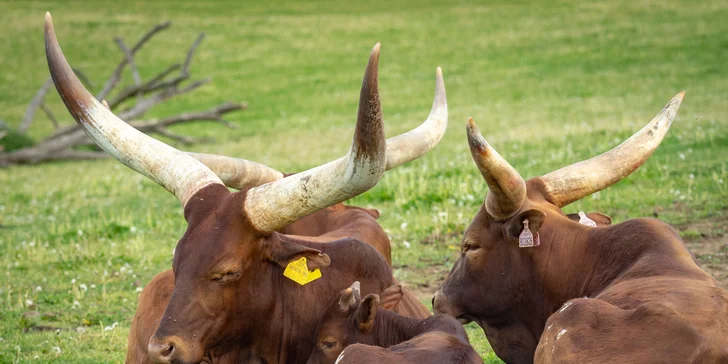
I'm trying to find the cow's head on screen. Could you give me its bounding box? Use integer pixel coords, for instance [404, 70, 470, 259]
[307, 282, 403, 364]
[44, 13, 447, 364]
[433, 95, 684, 362]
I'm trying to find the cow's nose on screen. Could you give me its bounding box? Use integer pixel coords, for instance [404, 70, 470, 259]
[148, 336, 177, 363]
[432, 289, 448, 315]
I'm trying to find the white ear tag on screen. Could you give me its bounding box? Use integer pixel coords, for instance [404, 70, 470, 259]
[578, 212, 597, 227]
[519, 219, 535, 248]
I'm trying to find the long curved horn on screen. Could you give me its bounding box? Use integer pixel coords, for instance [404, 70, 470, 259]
[385, 67, 447, 170]
[467, 117, 526, 220]
[244, 44, 386, 233]
[44, 13, 223, 207]
[187, 153, 284, 190]
[540, 92, 684, 207]
[191, 68, 446, 187]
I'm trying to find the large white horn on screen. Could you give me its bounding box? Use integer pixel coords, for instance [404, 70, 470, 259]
[45, 13, 223, 207]
[243, 44, 386, 233]
[385, 67, 447, 170]
[466, 117, 526, 220]
[188, 153, 284, 190]
[540, 92, 684, 207]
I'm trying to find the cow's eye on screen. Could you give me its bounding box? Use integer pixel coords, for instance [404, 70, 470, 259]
[322, 339, 337, 350]
[212, 271, 241, 283]
[462, 242, 479, 253]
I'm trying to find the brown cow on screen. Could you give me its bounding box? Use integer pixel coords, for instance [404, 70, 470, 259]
[434, 94, 728, 363]
[45, 13, 444, 364]
[307, 282, 482, 364]
[127, 204, 431, 364]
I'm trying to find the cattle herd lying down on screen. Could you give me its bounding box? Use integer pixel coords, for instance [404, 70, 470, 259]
[43, 12, 728, 364]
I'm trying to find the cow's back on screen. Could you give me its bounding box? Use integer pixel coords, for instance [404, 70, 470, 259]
[126, 270, 173, 364]
[536, 275, 728, 363]
[337, 332, 483, 364]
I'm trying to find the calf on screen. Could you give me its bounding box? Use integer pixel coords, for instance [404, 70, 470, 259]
[307, 282, 483, 364]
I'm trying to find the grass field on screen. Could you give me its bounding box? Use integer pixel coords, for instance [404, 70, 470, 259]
[1, 0, 727, 362]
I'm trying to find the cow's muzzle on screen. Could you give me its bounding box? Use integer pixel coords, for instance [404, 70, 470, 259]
[433, 289, 471, 323]
[148, 335, 203, 364]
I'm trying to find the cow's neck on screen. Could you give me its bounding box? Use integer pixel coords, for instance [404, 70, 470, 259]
[358, 309, 424, 347]
[246, 238, 394, 364]
[537, 218, 691, 314]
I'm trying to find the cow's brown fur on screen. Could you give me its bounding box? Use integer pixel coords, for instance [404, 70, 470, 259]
[307, 284, 481, 364]
[333, 333, 484, 364]
[124, 184, 402, 364]
[434, 179, 728, 363]
[127, 194, 429, 363]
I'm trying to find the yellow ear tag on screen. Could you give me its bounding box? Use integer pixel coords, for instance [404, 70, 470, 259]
[283, 257, 322, 285]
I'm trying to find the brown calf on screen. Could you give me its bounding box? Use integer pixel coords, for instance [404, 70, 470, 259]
[308, 282, 482, 364]
[434, 95, 728, 363]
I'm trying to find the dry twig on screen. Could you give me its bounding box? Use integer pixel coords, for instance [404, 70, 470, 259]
[1, 22, 246, 167]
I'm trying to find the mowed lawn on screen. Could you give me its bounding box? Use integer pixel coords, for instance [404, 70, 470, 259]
[1, 0, 727, 362]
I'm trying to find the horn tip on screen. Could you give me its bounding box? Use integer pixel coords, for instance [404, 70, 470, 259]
[467, 117, 476, 128]
[371, 42, 381, 55]
[352, 281, 361, 292]
[436, 66, 443, 77]
[366, 43, 381, 72]
[44, 12, 54, 35]
[676, 91, 686, 100]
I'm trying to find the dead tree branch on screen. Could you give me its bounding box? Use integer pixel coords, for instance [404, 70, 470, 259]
[96, 21, 171, 100]
[1, 22, 247, 167]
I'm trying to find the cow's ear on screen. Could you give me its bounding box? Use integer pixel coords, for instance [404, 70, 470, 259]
[362, 208, 380, 219]
[338, 281, 361, 311]
[504, 209, 546, 241]
[263, 237, 331, 271]
[566, 212, 612, 226]
[356, 294, 380, 333]
[378, 285, 403, 310]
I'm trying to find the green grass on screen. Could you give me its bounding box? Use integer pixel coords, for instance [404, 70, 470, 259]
[1, 0, 727, 362]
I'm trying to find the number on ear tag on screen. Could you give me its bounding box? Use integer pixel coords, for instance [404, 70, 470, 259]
[283, 257, 322, 285]
[578, 212, 597, 227]
[519, 219, 535, 248]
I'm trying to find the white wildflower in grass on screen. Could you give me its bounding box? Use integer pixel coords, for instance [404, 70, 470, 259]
[136, 287, 143, 293]
[35, 286, 42, 292]
[104, 322, 119, 331]
[130, 226, 137, 233]
[72, 300, 80, 308]
[79, 284, 88, 292]
[679, 153, 686, 160]
[76, 327, 86, 333]
[25, 299, 33, 306]
[71, 279, 76, 284]
[689, 174, 695, 179]
[403, 241, 411, 249]
[53, 346, 61, 354]
[34, 355, 39, 359]
[77, 229, 83, 236]
[90, 284, 96, 289]
[400, 222, 408, 230]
